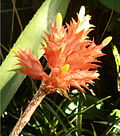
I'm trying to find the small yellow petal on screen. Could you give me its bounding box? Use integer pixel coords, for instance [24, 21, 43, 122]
[102, 36, 112, 45]
[56, 13, 63, 27]
[79, 6, 85, 21]
[12, 49, 18, 54]
[61, 64, 70, 73]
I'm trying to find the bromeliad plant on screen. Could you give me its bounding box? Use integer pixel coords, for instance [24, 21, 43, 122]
[10, 6, 112, 136]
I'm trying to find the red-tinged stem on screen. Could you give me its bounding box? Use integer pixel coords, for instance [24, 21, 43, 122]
[9, 89, 46, 136]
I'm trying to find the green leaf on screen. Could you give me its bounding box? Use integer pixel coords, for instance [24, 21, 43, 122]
[0, 0, 70, 115]
[99, 0, 120, 13]
[91, 124, 98, 136]
[43, 100, 72, 136]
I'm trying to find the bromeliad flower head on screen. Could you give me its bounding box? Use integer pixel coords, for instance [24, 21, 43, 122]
[13, 6, 112, 97]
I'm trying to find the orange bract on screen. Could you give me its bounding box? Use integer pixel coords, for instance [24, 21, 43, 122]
[14, 6, 112, 97]
[15, 49, 48, 80]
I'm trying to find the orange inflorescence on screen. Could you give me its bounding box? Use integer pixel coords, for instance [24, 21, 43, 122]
[14, 6, 112, 97]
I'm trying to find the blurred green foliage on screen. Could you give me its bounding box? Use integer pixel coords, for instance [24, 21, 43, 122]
[99, 0, 120, 13]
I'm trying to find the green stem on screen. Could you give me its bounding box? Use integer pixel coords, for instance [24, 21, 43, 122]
[76, 93, 83, 136]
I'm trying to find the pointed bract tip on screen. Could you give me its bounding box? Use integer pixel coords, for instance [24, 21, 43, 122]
[102, 36, 112, 46]
[56, 12, 63, 27]
[93, 72, 100, 77]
